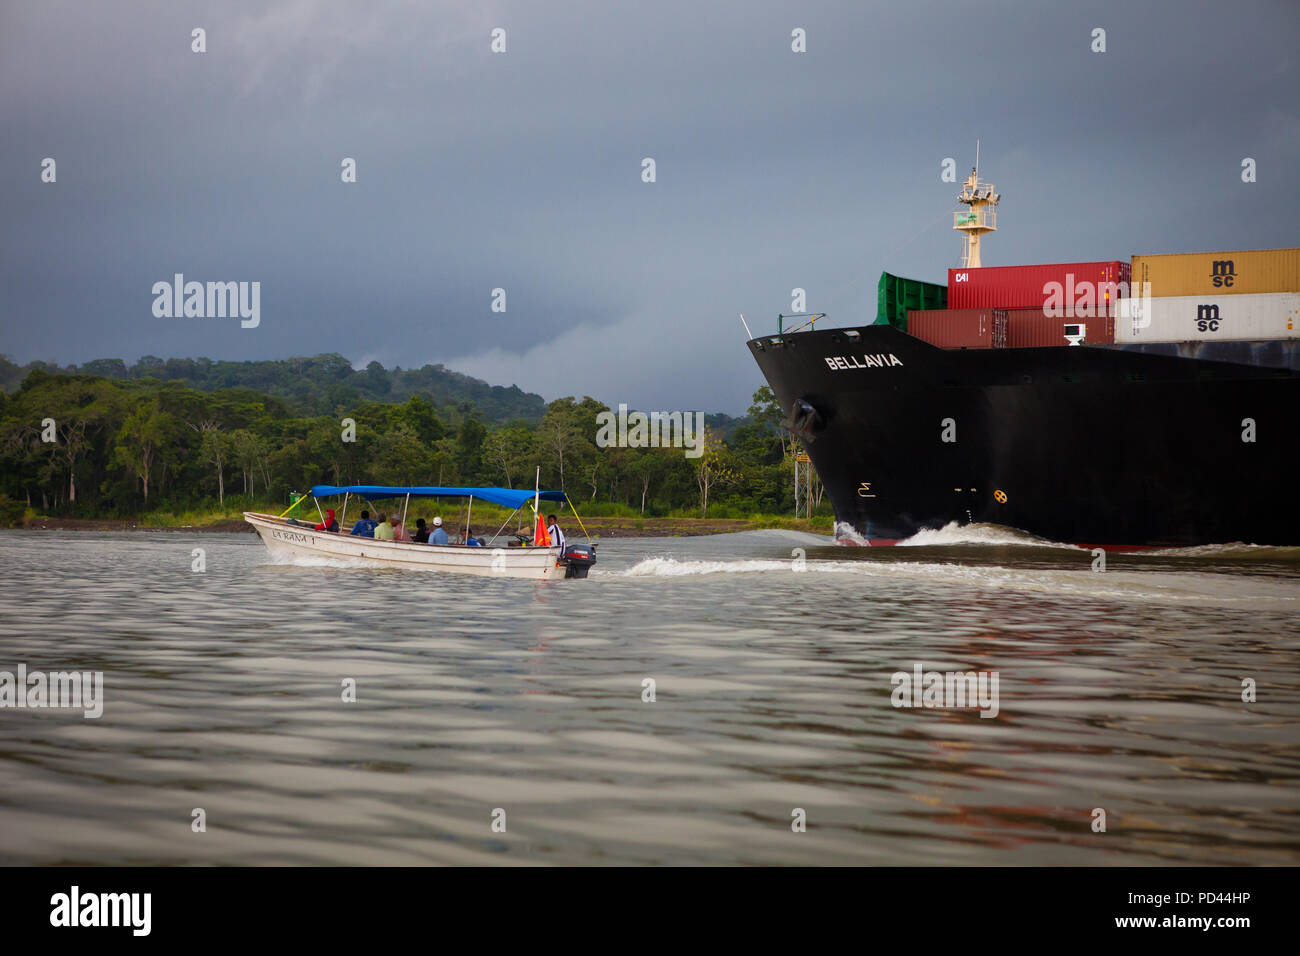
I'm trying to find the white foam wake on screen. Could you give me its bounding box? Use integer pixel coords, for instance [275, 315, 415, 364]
[1139, 542, 1300, 558]
[617, 557, 797, 577]
[833, 521, 869, 545]
[898, 521, 1079, 549]
[606, 555, 1298, 609]
[616, 556, 1013, 582]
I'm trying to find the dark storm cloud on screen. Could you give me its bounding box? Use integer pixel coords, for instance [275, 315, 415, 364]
[2, 0, 1297, 412]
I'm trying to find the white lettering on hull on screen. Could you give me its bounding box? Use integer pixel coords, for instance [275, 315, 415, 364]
[823, 353, 904, 371]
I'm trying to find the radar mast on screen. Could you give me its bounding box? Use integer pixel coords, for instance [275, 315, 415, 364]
[954, 148, 1000, 268]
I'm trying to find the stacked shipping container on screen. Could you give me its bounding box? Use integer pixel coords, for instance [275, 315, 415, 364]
[907, 261, 1127, 349]
[1003, 309, 1115, 347]
[947, 261, 1130, 311]
[1131, 248, 1300, 297]
[906, 308, 1007, 349]
[1119, 249, 1300, 343]
[900, 249, 1298, 350]
[1117, 293, 1299, 343]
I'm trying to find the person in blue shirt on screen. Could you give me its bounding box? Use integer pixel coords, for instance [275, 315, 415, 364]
[349, 509, 378, 537]
[429, 515, 449, 545]
[464, 527, 481, 547]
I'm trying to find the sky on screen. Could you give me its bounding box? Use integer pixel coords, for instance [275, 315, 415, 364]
[2, 0, 1298, 414]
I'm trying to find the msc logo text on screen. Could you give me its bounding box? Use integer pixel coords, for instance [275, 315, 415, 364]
[1196, 304, 1222, 332]
[1209, 259, 1236, 288]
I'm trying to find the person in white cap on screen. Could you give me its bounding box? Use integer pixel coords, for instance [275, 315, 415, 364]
[428, 515, 449, 546]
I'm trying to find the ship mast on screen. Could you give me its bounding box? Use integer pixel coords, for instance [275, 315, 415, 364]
[954, 150, 1000, 268]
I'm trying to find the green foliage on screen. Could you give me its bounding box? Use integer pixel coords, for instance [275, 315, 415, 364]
[0, 493, 24, 527]
[0, 352, 545, 425]
[0, 360, 811, 521]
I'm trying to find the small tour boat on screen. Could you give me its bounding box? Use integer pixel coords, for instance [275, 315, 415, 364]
[244, 483, 597, 580]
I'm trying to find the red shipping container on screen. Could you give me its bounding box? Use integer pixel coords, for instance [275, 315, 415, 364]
[947, 261, 1131, 310]
[907, 308, 1007, 349]
[1003, 308, 1115, 347]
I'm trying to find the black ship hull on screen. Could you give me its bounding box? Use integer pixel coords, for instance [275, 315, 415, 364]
[748, 325, 1300, 547]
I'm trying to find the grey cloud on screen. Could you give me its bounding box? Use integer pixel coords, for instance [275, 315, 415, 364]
[2, 0, 1297, 411]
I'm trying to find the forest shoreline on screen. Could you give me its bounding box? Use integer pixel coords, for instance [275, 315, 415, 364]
[14, 515, 834, 538]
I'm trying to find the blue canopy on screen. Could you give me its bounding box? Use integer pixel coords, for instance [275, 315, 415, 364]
[310, 485, 567, 511]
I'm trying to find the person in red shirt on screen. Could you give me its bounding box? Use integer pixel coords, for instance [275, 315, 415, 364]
[313, 508, 339, 532]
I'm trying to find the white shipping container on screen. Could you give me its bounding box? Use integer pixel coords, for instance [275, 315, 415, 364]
[1116, 292, 1299, 343]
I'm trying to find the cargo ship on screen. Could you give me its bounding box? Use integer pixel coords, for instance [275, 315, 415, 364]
[747, 167, 1300, 548]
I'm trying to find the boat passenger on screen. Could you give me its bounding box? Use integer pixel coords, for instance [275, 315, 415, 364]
[313, 508, 339, 533]
[349, 510, 378, 537]
[373, 513, 395, 540]
[429, 516, 449, 546]
[546, 514, 566, 550]
[412, 518, 430, 543]
[392, 517, 410, 542]
[464, 527, 481, 547]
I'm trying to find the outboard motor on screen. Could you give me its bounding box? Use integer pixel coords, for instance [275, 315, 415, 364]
[558, 542, 597, 579]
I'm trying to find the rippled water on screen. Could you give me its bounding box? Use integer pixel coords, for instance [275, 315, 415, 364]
[0, 526, 1297, 865]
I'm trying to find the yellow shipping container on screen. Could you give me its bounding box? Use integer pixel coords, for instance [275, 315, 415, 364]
[1131, 248, 1300, 297]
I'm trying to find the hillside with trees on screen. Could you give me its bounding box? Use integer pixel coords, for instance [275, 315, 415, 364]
[0, 353, 547, 427]
[0, 358, 813, 524]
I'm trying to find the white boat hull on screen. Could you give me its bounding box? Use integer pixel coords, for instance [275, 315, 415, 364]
[243, 512, 567, 580]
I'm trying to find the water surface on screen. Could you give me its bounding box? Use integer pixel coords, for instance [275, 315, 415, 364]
[0, 525, 1296, 865]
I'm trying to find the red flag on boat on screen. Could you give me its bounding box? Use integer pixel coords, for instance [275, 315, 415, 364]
[534, 512, 550, 547]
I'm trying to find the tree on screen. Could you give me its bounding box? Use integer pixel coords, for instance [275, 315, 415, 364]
[455, 418, 487, 483]
[625, 446, 666, 514]
[306, 418, 354, 486]
[748, 385, 789, 457]
[730, 421, 783, 465]
[47, 381, 117, 504]
[190, 420, 231, 504]
[1, 418, 54, 509]
[372, 424, 434, 485]
[538, 398, 587, 494]
[229, 429, 266, 496]
[584, 450, 603, 501]
[361, 360, 391, 397]
[81, 358, 128, 379]
[112, 399, 174, 502]
[430, 436, 457, 485]
[482, 425, 534, 488]
[0, 361, 827, 523]
[397, 394, 445, 445]
[693, 427, 736, 517]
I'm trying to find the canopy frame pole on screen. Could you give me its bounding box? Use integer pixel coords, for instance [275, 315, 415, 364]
[564, 493, 593, 542]
[487, 508, 519, 545]
[400, 493, 410, 531]
[314, 496, 326, 526]
[465, 495, 473, 544]
[532, 466, 542, 547]
[340, 492, 349, 531]
[278, 493, 307, 518]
